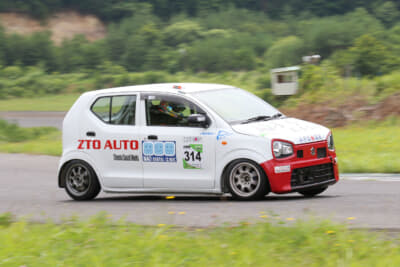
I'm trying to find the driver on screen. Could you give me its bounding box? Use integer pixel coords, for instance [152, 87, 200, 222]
[157, 101, 186, 119]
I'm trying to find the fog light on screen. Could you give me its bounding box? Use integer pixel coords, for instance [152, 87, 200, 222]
[274, 165, 291, 173]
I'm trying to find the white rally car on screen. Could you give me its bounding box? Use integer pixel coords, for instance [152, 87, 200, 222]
[58, 83, 339, 201]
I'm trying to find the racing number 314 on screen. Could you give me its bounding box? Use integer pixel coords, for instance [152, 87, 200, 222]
[184, 151, 201, 161]
[183, 144, 203, 169]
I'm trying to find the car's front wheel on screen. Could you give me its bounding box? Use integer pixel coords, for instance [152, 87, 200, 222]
[298, 186, 327, 197]
[63, 160, 100, 201]
[226, 160, 269, 200]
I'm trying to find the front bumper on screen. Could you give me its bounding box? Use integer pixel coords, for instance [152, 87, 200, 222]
[260, 141, 339, 193]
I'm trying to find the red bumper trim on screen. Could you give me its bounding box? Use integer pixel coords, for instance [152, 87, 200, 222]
[261, 147, 339, 193]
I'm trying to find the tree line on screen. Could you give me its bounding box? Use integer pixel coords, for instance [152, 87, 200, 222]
[0, 0, 399, 20]
[1, 5, 399, 77]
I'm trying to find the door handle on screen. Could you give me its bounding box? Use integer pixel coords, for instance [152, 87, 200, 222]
[148, 135, 158, 140]
[86, 131, 96, 137]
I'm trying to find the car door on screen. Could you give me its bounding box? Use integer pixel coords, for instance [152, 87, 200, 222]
[81, 93, 143, 189]
[140, 93, 216, 189]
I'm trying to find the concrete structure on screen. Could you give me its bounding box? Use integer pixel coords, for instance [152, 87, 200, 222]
[271, 66, 300, 95]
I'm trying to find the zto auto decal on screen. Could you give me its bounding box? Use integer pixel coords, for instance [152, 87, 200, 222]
[77, 139, 139, 150]
[183, 144, 203, 169]
[142, 141, 177, 162]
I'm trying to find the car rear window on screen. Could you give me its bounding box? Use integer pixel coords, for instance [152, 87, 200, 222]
[91, 95, 136, 125]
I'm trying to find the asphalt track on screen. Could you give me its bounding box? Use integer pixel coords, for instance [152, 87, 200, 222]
[1, 153, 400, 229]
[0, 111, 65, 129]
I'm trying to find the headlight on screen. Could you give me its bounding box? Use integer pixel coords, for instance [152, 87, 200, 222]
[327, 133, 335, 150]
[273, 141, 293, 158]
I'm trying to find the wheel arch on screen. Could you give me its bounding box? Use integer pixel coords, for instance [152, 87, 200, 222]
[216, 149, 271, 193]
[58, 152, 101, 188]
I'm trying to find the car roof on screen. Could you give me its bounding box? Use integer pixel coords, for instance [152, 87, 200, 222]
[83, 83, 235, 97]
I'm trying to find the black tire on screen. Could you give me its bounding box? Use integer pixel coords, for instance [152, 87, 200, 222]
[298, 186, 327, 197]
[226, 159, 270, 200]
[63, 160, 101, 201]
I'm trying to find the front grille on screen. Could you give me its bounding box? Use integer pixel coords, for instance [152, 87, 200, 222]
[291, 163, 334, 188]
[317, 148, 326, 158]
[297, 150, 304, 158]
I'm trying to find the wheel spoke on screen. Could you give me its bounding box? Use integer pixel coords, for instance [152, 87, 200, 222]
[66, 164, 91, 196]
[230, 162, 261, 197]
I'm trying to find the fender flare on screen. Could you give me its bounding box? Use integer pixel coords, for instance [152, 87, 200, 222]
[215, 149, 270, 193]
[58, 151, 103, 188]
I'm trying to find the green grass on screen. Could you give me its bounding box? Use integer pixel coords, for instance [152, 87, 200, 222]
[334, 122, 400, 173]
[0, 130, 61, 156]
[0, 214, 399, 266]
[0, 94, 80, 111]
[0, 119, 61, 156]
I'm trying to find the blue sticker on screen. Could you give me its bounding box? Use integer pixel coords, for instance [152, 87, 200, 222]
[200, 132, 215, 136]
[142, 141, 176, 162]
[216, 130, 233, 140]
[143, 142, 154, 155]
[154, 142, 164, 155]
[164, 142, 175, 156]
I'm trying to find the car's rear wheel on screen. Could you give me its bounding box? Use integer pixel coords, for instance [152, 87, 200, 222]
[64, 160, 100, 201]
[298, 186, 327, 197]
[227, 160, 269, 200]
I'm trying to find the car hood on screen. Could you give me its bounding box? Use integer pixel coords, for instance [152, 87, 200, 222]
[231, 117, 330, 145]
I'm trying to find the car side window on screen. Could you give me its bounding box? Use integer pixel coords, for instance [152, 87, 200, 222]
[91, 95, 136, 125]
[91, 97, 111, 123]
[145, 94, 205, 127]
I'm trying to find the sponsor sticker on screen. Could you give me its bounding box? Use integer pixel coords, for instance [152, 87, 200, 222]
[183, 136, 202, 143]
[183, 144, 203, 169]
[113, 154, 139, 161]
[216, 130, 232, 140]
[200, 132, 215, 136]
[142, 141, 176, 162]
[298, 134, 324, 144]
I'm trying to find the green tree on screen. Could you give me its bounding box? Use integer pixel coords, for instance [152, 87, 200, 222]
[265, 36, 305, 68]
[350, 35, 389, 76]
[163, 20, 204, 47]
[22, 32, 56, 70]
[373, 1, 399, 28]
[57, 35, 88, 72]
[122, 35, 148, 71]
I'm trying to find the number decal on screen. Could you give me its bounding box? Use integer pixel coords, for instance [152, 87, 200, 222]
[183, 144, 203, 169]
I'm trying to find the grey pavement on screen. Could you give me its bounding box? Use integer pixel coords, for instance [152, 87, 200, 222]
[1, 153, 399, 229]
[0, 111, 66, 129]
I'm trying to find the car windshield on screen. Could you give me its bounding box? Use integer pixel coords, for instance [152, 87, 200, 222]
[192, 88, 282, 124]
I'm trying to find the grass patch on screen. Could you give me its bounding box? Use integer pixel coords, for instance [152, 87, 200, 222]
[0, 119, 61, 156]
[334, 122, 400, 173]
[0, 214, 399, 266]
[0, 94, 80, 111]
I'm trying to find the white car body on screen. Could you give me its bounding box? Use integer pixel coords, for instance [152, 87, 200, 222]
[58, 83, 339, 199]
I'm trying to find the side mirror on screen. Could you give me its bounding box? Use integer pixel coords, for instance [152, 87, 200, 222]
[187, 114, 209, 128]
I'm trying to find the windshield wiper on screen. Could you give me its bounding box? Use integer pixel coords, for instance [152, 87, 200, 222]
[272, 113, 283, 119]
[239, 113, 284, 124]
[240, 115, 272, 124]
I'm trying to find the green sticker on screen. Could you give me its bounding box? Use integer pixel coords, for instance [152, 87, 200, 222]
[183, 144, 203, 169]
[190, 144, 203, 153]
[183, 159, 200, 169]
